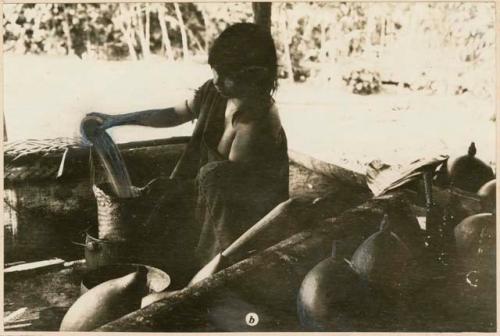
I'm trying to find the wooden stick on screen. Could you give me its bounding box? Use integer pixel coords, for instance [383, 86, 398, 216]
[223, 198, 305, 258]
[189, 198, 313, 285]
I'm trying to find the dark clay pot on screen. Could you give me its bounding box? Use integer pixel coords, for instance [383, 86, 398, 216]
[447, 142, 494, 192]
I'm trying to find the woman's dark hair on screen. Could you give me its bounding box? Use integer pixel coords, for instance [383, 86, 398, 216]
[208, 23, 278, 97]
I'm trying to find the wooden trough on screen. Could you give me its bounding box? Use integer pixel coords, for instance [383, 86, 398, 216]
[3, 136, 493, 332]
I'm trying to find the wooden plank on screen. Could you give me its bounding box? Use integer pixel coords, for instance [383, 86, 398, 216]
[63, 259, 86, 268]
[96, 193, 411, 332]
[5, 258, 65, 279]
[4, 317, 37, 326]
[4, 307, 28, 324]
[5, 261, 26, 268]
[4, 322, 33, 330]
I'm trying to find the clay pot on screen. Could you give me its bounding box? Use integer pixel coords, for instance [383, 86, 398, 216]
[447, 142, 494, 192]
[350, 215, 414, 294]
[477, 179, 496, 214]
[60, 266, 149, 331]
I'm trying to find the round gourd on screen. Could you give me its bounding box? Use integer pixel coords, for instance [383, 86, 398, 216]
[297, 242, 397, 331]
[453, 213, 496, 326]
[447, 142, 494, 192]
[477, 179, 496, 214]
[454, 213, 495, 276]
[298, 257, 369, 331]
[350, 215, 413, 294]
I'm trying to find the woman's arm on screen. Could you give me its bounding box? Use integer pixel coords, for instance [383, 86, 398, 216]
[87, 98, 195, 129]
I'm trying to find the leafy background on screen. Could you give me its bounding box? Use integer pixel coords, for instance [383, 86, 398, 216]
[3, 2, 495, 98]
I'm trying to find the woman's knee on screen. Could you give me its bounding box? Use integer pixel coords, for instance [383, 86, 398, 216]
[198, 161, 233, 184]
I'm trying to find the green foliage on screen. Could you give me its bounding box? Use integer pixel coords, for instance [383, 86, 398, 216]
[2, 2, 495, 98]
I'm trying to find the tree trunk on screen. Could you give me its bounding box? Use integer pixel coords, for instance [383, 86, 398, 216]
[199, 6, 209, 54]
[135, 4, 150, 59]
[156, 4, 174, 60]
[174, 3, 189, 59]
[252, 2, 272, 31]
[189, 30, 204, 54]
[118, 4, 138, 61]
[61, 5, 74, 55]
[319, 20, 327, 62]
[279, 4, 294, 81]
[145, 3, 151, 53]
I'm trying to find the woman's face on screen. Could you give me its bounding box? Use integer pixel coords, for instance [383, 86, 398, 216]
[212, 66, 270, 99]
[211, 68, 239, 98]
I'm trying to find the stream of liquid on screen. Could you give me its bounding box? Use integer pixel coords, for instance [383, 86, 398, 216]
[82, 118, 135, 198]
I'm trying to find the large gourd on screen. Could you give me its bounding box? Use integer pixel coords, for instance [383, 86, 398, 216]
[60, 266, 148, 331]
[477, 179, 496, 214]
[350, 214, 413, 294]
[454, 213, 495, 277]
[453, 213, 496, 326]
[297, 243, 391, 331]
[447, 142, 494, 192]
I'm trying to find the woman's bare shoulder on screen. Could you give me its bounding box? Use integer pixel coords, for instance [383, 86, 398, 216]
[267, 103, 283, 135]
[234, 102, 282, 135]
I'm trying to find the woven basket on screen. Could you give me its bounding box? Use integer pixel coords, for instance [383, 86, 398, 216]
[94, 183, 141, 241]
[93, 179, 161, 241]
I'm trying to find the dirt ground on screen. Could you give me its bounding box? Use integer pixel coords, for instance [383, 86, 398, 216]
[3, 55, 496, 174]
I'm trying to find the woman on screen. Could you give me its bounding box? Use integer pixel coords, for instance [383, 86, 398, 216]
[88, 23, 289, 271]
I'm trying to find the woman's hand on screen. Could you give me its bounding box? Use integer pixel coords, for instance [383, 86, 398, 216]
[86, 112, 117, 130]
